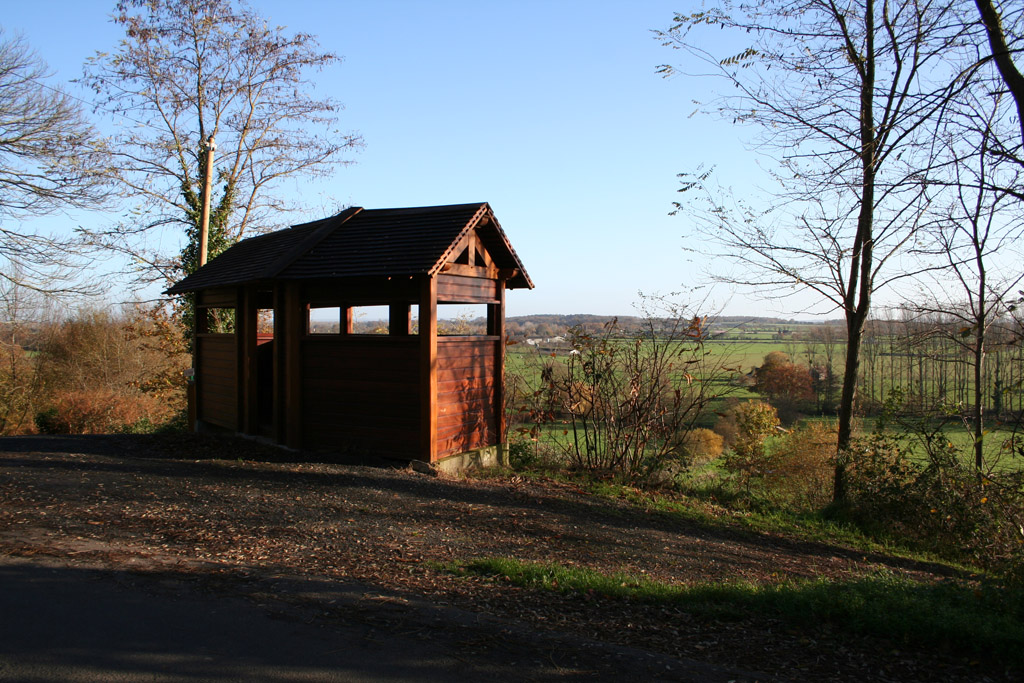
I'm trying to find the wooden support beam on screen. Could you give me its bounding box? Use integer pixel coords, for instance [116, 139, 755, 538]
[342, 305, 353, 335]
[490, 282, 506, 446]
[239, 287, 257, 434]
[390, 303, 411, 336]
[420, 277, 438, 462]
[272, 285, 286, 443]
[284, 282, 303, 450]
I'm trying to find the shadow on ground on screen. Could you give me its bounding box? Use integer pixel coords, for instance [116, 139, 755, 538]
[0, 556, 749, 682]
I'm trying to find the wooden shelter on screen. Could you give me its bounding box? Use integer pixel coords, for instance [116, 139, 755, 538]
[166, 203, 533, 470]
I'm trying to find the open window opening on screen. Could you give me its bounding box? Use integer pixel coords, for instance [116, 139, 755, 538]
[257, 308, 275, 337]
[437, 304, 489, 336]
[202, 307, 236, 334]
[308, 306, 342, 334]
[351, 305, 390, 335]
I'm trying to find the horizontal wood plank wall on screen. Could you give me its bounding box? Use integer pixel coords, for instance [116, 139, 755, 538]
[437, 274, 499, 303]
[303, 278, 419, 306]
[197, 289, 237, 308]
[436, 338, 498, 457]
[196, 334, 238, 429]
[301, 337, 421, 457]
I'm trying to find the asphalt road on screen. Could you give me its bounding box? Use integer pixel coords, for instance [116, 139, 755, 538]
[0, 554, 752, 682]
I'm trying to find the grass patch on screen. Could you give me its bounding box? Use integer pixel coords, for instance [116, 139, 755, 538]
[503, 460, 983, 575]
[565, 473, 953, 566]
[447, 556, 1024, 663]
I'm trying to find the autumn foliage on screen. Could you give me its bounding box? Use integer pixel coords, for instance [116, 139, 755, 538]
[31, 306, 189, 434]
[722, 400, 781, 490]
[34, 389, 165, 434]
[753, 352, 814, 423]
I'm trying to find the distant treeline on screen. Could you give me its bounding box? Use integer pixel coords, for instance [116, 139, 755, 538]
[505, 314, 841, 340]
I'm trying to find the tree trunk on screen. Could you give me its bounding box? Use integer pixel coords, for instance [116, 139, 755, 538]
[975, 0, 1024, 146]
[835, 0, 877, 504]
[972, 226, 988, 473]
[836, 307, 868, 501]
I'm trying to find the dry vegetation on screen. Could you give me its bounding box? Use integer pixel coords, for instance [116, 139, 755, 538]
[0, 305, 188, 436]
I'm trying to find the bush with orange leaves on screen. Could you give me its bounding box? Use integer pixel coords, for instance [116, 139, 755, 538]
[32, 306, 188, 434]
[34, 388, 166, 435]
[678, 427, 724, 467]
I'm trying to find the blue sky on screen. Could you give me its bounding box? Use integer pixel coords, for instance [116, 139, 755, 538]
[4, 0, 785, 318]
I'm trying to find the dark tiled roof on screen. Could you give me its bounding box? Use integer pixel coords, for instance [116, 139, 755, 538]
[278, 204, 484, 279]
[166, 203, 533, 294]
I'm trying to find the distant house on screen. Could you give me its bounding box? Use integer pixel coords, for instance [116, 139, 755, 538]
[167, 203, 533, 471]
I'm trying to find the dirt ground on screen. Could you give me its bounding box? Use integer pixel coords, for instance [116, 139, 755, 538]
[0, 434, 1016, 682]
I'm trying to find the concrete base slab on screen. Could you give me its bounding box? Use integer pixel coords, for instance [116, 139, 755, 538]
[432, 444, 508, 475]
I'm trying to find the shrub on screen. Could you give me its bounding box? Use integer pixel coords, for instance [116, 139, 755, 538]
[722, 401, 781, 491]
[34, 389, 168, 435]
[712, 399, 741, 449]
[678, 428, 724, 467]
[505, 356, 567, 427]
[550, 311, 730, 481]
[35, 306, 188, 412]
[840, 429, 1024, 579]
[843, 432, 920, 525]
[908, 458, 1024, 577]
[0, 343, 43, 435]
[762, 422, 835, 510]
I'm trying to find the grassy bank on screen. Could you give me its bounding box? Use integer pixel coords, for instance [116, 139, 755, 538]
[445, 556, 1024, 664]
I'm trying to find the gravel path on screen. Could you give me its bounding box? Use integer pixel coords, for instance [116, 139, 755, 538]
[0, 434, 1015, 682]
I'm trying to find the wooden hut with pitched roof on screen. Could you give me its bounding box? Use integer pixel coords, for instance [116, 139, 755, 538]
[166, 202, 532, 471]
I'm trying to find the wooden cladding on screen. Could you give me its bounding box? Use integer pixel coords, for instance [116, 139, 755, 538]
[302, 278, 418, 307]
[435, 338, 499, 457]
[190, 270, 510, 465]
[300, 337, 421, 455]
[196, 335, 237, 429]
[437, 274, 500, 303]
[197, 288, 237, 308]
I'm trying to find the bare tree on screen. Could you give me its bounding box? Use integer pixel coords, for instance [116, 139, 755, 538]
[0, 29, 109, 294]
[81, 0, 363, 285]
[0, 273, 52, 434]
[658, 0, 969, 501]
[910, 93, 1024, 471]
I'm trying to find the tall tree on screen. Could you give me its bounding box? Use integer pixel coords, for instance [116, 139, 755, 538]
[658, 0, 969, 500]
[81, 0, 362, 285]
[0, 29, 109, 294]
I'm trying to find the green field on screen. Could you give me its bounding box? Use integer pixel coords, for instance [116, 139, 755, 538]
[506, 331, 1023, 471]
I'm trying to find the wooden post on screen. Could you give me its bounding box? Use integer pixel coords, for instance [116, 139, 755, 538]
[239, 287, 258, 434]
[342, 305, 353, 335]
[283, 282, 303, 450]
[489, 281, 506, 446]
[198, 136, 216, 267]
[419, 277, 438, 462]
[390, 303, 411, 335]
[272, 285, 286, 443]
